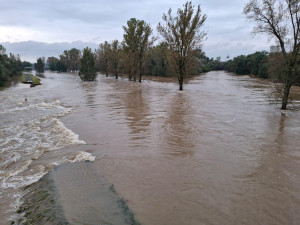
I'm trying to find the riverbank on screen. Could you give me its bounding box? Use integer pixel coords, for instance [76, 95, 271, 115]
[20, 73, 41, 85]
[11, 162, 141, 225]
[12, 173, 67, 225]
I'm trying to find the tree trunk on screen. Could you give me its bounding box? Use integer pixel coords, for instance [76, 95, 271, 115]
[179, 76, 183, 91]
[281, 82, 292, 110]
[139, 56, 142, 83]
[105, 58, 108, 77]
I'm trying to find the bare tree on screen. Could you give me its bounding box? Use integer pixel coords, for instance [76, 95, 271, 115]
[157, 1, 207, 90]
[244, 0, 300, 109]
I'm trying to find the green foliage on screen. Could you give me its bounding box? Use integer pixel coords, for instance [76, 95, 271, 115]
[47, 57, 59, 71]
[145, 43, 170, 77]
[0, 44, 26, 86]
[96, 41, 111, 76]
[59, 48, 81, 72]
[123, 18, 154, 82]
[157, 1, 207, 90]
[224, 51, 269, 78]
[79, 47, 97, 81]
[35, 58, 45, 73]
[110, 40, 122, 78]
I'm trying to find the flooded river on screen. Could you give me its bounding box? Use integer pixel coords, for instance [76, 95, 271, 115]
[0, 71, 299, 224]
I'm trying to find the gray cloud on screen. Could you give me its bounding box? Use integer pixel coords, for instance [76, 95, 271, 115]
[0, 41, 98, 62]
[0, 0, 274, 60]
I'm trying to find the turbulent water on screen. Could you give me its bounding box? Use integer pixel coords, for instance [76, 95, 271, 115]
[0, 71, 299, 224]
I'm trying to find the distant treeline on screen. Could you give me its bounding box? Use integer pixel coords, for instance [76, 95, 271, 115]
[224, 51, 300, 86]
[0, 45, 31, 86]
[224, 51, 269, 78]
[46, 44, 223, 78]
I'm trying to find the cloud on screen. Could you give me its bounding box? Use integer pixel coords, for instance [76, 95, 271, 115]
[0, 0, 275, 60]
[0, 41, 98, 62]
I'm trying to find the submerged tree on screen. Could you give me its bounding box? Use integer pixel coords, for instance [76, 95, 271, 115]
[157, 1, 207, 90]
[244, 0, 300, 109]
[97, 41, 111, 77]
[110, 40, 121, 79]
[123, 18, 154, 82]
[60, 48, 81, 72]
[79, 47, 97, 81]
[35, 58, 44, 73]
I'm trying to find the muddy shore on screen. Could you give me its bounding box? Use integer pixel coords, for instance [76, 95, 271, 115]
[12, 162, 140, 225]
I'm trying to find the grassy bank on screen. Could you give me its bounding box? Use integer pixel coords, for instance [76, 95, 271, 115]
[20, 73, 41, 85]
[11, 173, 67, 225]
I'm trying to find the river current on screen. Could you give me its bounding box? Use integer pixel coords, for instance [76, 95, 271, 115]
[0, 71, 299, 224]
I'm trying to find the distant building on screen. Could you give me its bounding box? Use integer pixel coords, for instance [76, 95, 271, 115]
[270, 45, 281, 53]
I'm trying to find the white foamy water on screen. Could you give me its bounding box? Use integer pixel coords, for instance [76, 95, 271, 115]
[70, 151, 96, 162]
[0, 90, 93, 223]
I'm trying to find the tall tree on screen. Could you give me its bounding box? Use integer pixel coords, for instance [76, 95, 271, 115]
[59, 48, 81, 72]
[35, 58, 44, 73]
[244, 0, 300, 109]
[110, 40, 121, 79]
[123, 18, 154, 82]
[79, 47, 97, 81]
[145, 43, 170, 76]
[97, 41, 111, 77]
[0, 45, 9, 85]
[47, 57, 60, 71]
[157, 1, 207, 90]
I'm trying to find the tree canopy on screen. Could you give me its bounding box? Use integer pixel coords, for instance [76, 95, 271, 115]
[79, 47, 97, 81]
[123, 18, 154, 82]
[0, 44, 31, 85]
[157, 1, 207, 90]
[35, 58, 45, 73]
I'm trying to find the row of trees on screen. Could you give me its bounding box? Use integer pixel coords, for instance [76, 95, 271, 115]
[48, 2, 218, 91]
[46, 0, 300, 109]
[47, 48, 81, 72]
[224, 51, 269, 78]
[0, 45, 31, 86]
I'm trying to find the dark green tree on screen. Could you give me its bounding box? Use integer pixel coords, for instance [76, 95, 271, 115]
[47, 57, 60, 71]
[79, 47, 97, 81]
[145, 43, 170, 76]
[59, 48, 81, 72]
[157, 1, 207, 90]
[35, 58, 45, 73]
[0, 45, 9, 85]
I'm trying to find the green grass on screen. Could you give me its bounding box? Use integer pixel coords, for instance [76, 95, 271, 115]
[20, 73, 41, 85]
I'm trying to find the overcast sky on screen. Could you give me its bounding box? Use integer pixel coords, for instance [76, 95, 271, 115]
[0, 0, 274, 62]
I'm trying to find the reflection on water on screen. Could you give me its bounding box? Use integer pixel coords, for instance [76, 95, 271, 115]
[122, 87, 151, 141]
[162, 93, 195, 156]
[1, 71, 299, 225]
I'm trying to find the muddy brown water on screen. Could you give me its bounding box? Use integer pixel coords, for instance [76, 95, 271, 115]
[0, 71, 299, 224]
